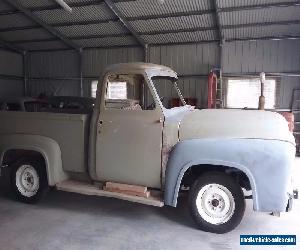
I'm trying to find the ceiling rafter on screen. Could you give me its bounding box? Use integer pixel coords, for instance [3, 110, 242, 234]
[0, 9, 216, 33]
[213, 0, 223, 42]
[1, 1, 299, 17]
[7, 18, 300, 45]
[0, 38, 23, 53]
[9, 27, 218, 44]
[104, 0, 146, 47]
[22, 35, 300, 52]
[227, 35, 300, 42]
[3, 0, 80, 51]
[0, 0, 136, 15]
[2, 15, 300, 34]
[0, 1, 299, 51]
[222, 20, 300, 29]
[218, 1, 300, 13]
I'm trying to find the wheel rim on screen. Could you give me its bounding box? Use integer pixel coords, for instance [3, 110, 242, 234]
[16, 165, 39, 197]
[196, 183, 235, 225]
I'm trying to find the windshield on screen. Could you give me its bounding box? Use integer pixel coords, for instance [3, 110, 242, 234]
[151, 76, 186, 109]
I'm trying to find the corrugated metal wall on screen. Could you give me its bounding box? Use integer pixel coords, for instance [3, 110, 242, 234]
[28, 50, 80, 97]
[83, 47, 144, 77]
[27, 43, 219, 108]
[223, 40, 300, 74]
[0, 49, 24, 98]
[223, 39, 300, 109]
[149, 43, 220, 108]
[26, 39, 299, 109]
[27, 47, 143, 97]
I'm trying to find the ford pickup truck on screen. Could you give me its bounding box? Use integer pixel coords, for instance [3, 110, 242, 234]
[0, 63, 297, 233]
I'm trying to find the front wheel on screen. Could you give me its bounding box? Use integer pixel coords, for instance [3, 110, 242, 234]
[10, 158, 48, 204]
[189, 172, 245, 234]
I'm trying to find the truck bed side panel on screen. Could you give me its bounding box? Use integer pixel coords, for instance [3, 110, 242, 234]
[0, 112, 89, 173]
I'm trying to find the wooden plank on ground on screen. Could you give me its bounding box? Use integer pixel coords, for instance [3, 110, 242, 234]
[105, 182, 147, 194]
[56, 180, 164, 207]
[104, 186, 150, 198]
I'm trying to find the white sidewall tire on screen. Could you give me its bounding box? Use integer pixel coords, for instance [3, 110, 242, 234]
[189, 172, 245, 234]
[11, 158, 47, 204]
[15, 164, 40, 198]
[196, 183, 236, 225]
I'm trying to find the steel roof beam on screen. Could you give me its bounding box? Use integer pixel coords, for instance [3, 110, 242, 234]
[7, 17, 300, 44]
[0, 9, 215, 33]
[3, 1, 298, 16]
[10, 27, 219, 44]
[0, 1, 298, 17]
[0, 38, 23, 53]
[219, 1, 300, 13]
[2, 15, 300, 34]
[227, 35, 300, 42]
[3, 0, 80, 51]
[126, 9, 215, 21]
[104, 0, 146, 47]
[23, 35, 300, 52]
[11, 33, 131, 44]
[213, 0, 223, 42]
[222, 20, 300, 29]
[0, 0, 135, 15]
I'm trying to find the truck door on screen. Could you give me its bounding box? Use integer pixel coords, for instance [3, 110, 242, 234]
[96, 73, 163, 189]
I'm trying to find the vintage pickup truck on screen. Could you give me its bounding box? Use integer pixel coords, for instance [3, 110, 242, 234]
[0, 63, 297, 233]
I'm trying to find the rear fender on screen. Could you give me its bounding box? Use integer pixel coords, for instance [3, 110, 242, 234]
[0, 134, 68, 186]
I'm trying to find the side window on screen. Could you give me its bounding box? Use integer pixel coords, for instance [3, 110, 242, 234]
[105, 74, 156, 110]
[107, 81, 127, 99]
[91, 80, 98, 98]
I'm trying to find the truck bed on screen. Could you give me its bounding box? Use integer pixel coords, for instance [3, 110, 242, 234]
[0, 111, 90, 173]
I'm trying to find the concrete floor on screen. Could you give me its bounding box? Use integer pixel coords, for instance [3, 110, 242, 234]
[0, 159, 299, 250]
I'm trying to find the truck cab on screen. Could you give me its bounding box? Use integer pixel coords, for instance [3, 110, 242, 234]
[0, 63, 297, 234]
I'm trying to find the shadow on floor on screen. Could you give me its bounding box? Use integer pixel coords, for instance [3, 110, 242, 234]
[0, 175, 195, 229]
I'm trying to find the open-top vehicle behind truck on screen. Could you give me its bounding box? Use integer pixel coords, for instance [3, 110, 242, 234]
[0, 63, 297, 233]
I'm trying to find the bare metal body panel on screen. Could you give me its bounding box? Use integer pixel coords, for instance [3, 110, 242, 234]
[0, 112, 89, 174]
[96, 109, 163, 188]
[0, 63, 296, 213]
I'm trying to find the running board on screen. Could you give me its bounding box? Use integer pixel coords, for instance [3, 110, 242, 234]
[56, 180, 164, 207]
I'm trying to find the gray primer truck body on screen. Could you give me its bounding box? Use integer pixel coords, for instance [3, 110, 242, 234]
[0, 63, 296, 215]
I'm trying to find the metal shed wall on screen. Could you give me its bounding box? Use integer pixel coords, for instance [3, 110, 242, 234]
[27, 43, 219, 108]
[223, 39, 300, 109]
[28, 50, 80, 96]
[83, 47, 144, 77]
[26, 40, 299, 109]
[149, 43, 220, 108]
[27, 47, 143, 97]
[222, 39, 300, 74]
[0, 49, 23, 98]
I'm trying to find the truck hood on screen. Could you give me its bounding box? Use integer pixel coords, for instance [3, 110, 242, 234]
[179, 109, 295, 144]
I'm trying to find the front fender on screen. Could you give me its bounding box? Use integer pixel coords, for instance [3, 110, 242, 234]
[0, 134, 69, 186]
[164, 138, 295, 213]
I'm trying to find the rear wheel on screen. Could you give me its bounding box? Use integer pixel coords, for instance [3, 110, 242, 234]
[10, 158, 48, 204]
[189, 172, 245, 234]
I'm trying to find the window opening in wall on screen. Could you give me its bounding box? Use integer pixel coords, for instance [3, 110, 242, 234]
[91, 80, 98, 98]
[226, 78, 276, 109]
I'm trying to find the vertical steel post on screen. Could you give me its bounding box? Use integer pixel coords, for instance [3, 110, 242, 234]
[23, 51, 28, 96]
[143, 44, 149, 108]
[220, 40, 224, 107]
[79, 48, 83, 97]
[144, 44, 149, 63]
